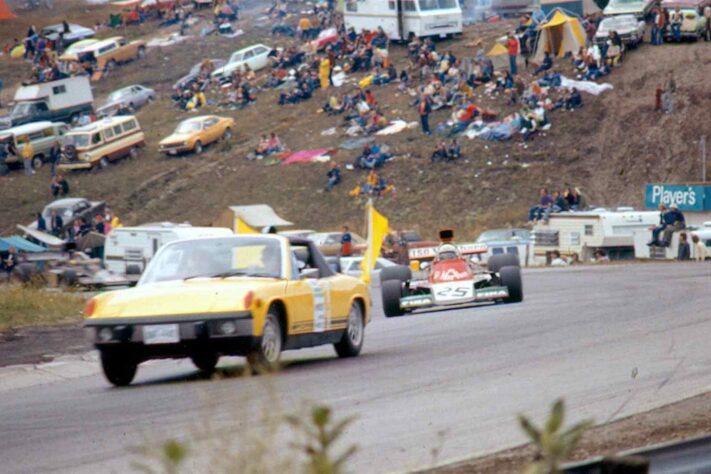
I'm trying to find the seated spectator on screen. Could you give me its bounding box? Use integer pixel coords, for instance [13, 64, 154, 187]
[534, 51, 553, 75]
[593, 249, 610, 263]
[661, 205, 686, 246]
[447, 139, 461, 161]
[431, 141, 448, 163]
[537, 70, 562, 88]
[325, 162, 341, 191]
[528, 187, 553, 223]
[550, 250, 568, 266]
[50, 174, 70, 197]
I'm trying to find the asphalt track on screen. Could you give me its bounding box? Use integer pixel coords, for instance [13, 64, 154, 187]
[1, 263, 710, 473]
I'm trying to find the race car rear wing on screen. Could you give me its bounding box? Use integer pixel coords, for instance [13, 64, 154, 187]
[408, 242, 488, 261]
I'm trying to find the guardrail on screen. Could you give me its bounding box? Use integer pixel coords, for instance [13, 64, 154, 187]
[563, 434, 711, 474]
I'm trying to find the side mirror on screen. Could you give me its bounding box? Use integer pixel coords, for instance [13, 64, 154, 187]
[300, 268, 320, 280]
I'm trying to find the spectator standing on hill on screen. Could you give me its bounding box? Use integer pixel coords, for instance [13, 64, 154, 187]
[48, 140, 61, 177]
[419, 93, 432, 135]
[2, 246, 18, 280]
[652, 8, 664, 45]
[21, 140, 34, 176]
[340, 226, 353, 257]
[507, 32, 518, 75]
[677, 232, 690, 260]
[670, 7, 683, 41]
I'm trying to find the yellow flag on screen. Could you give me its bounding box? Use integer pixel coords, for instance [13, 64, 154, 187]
[360, 204, 389, 284]
[235, 217, 258, 234]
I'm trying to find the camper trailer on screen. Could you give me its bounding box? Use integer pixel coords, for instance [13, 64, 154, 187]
[343, 0, 463, 41]
[103, 223, 233, 281]
[532, 208, 660, 262]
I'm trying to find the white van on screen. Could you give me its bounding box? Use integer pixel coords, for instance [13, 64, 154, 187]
[344, 0, 463, 40]
[0, 121, 69, 170]
[59, 115, 145, 171]
[104, 224, 233, 280]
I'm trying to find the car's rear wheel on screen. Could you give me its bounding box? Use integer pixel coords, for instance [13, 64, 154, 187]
[194, 141, 203, 155]
[334, 301, 364, 358]
[488, 253, 520, 273]
[247, 310, 282, 372]
[499, 265, 523, 303]
[191, 352, 219, 374]
[100, 351, 137, 387]
[31, 155, 44, 170]
[382, 279, 405, 318]
[223, 127, 232, 141]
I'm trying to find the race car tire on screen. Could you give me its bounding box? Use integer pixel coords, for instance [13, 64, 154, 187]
[380, 265, 412, 283]
[382, 279, 405, 318]
[334, 301, 365, 358]
[191, 352, 219, 374]
[499, 265, 523, 303]
[100, 351, 137, 387]
[488, 254, 520, 273]
[247, 309, 282, 372]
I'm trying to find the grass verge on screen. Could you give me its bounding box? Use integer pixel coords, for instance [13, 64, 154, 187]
[0, 285, 86, 332]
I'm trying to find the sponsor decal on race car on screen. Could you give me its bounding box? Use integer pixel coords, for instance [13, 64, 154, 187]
[400, 295, 434, 308]
[474, 287, 509, 300]
[432, 268, 471, 282]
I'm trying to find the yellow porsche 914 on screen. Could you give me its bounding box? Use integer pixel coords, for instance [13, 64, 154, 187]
[83, 234, 370, 386]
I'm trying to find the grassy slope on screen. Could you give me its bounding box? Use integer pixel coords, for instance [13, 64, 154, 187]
[1, 3, 710, 240]
[0, 285, 85, 330]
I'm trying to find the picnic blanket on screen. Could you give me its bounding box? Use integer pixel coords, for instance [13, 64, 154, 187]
[340, 137, 375, 150]
[281, 148, 332, 165]
[376, 120, 412, 136]
[560, 76, 613, 95]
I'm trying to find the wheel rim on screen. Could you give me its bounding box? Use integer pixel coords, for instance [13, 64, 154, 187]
[346, 304, 363, 347]
[32, 158, 43, 169]
[261, 318, 281, 363]
[195, 142, 202, 154]
[129, 148, 137, 159]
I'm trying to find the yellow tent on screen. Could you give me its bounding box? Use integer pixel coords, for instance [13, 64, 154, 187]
[486, 42, 510, 70]
[533, 10, 585, 64]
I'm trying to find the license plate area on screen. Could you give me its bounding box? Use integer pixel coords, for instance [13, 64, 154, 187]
[143, 324, 180, 344]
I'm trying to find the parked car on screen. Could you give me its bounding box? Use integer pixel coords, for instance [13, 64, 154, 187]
[59, 36, 146, 71]
[339, 256, 397, 278]
[173, 59, 226, 91]
[96, 85, 155, 117]
[595, 14, 645, 46]
[31, 197, 107, 232]
[158, 115, 234, 155]
[0, 121, 69, 170]
[211, 44, 272, 81]
[310, 231, 367, 257]
[41, 23, 96, 45]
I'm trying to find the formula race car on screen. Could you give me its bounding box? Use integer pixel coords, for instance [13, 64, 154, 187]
[380, 230, 523, 317]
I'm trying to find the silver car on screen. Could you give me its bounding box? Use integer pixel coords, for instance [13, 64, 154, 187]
[96, 85, 156, 117]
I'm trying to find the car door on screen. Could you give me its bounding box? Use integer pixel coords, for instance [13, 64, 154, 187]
[251, 46, 269, 71]
[202, 117, 220, 144]
[242, 49, 256, 71]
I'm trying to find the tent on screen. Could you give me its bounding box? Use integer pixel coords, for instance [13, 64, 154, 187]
[533, 10, 585, 64]
[486, 42, 510, 69]
[0, 236, 46, 253]
[214, 204, 293, 234]
[0, 0, 15, 20]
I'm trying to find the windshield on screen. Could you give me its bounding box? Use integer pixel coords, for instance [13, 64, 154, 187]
[419, 0, 458, 10]
[175, 121, 201, 134]
[66, 134, 90, 148]
[140, 237, 283, 284]
[11, 103, 33, 117]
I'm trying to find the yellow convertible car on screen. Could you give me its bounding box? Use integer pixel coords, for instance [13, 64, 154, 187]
[158, 115, 235, 156]
[84, 235, 370, 386]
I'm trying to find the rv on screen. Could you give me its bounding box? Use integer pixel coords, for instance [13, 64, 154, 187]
[343, 0, 463, 41]
[0, 76, 94, 130]
[532, 208, 660, 262]
[104, 224, 233, 281]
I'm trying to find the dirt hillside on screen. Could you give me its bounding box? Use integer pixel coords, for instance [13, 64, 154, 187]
[1, 1, 710, 238]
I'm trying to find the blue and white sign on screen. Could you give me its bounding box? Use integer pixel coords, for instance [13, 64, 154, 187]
[644, 183, 711, 212]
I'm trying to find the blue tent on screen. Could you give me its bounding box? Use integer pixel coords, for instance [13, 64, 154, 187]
[0, 236, 46, 253]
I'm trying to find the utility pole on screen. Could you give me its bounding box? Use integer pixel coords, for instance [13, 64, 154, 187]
[701, 135, 707, 182]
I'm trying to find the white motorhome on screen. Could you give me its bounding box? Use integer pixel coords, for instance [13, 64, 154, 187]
[344, 0, 463, 41]
[104, 224, 233, 280]
[532, 208, 660, 262]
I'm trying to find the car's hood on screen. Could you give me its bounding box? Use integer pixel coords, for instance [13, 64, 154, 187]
[89, 278, 285, 319]
[159, 132, 193, 144]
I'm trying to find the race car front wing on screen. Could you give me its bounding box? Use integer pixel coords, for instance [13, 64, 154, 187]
[399, 286, 509, 309]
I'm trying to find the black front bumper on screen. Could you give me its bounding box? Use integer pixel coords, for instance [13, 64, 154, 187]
[84, 311, 257, 359]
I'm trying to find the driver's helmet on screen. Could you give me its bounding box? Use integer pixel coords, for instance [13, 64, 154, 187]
[436, 243, 460, 261]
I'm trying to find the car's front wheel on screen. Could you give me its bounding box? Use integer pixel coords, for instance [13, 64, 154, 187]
[223, 127, 232, 141]
[499, 265, 523, 303]
[100, 351, 137, 387]
[382, 279, 405, 317]
[334, 301, 365, 358]
[194, 141, 203, 155]
[191, 352, 219, 375]
[247, 310, 282, 372]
